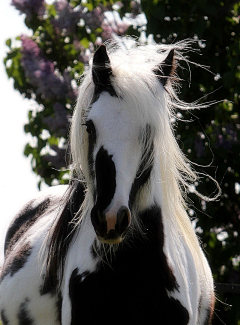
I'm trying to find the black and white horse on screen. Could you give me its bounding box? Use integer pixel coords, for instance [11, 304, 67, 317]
[0, 39, 215, 325]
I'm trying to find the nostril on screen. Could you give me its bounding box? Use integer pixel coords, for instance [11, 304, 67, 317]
[116, 206, 131, 235]
[91, 208, 107, 238]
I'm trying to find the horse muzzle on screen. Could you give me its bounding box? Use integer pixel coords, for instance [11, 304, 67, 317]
[91, 206, 131, 244]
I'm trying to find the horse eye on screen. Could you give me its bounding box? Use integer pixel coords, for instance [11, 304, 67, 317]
[85, 120, 95, 138]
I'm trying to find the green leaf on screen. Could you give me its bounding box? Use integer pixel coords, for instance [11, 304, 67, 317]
[208, 232, 217, 249]
[80, 37, 90, 49]
[38, 180, 42, 190]
[5, 48, 20, 61]
[6, 38, 12, 48]
[63, 44, 78, 56]
[48, 136, 59, 146]
[28, 110, 33, 120]
[46, 4, 57, 18]
[24, 144, 34, 157]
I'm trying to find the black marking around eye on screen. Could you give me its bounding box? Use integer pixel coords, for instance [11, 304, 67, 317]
[85, 120, 96, 139]
[129, 124, 154, 209]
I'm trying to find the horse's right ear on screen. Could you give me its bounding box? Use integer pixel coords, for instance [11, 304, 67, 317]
[92, 45, 112, 86]
[154, 49, 176, 87]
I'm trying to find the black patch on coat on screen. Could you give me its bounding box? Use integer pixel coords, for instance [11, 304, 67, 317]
[18, 299, 33, 325]
[90, 146, 117, 237]
[4, 198, 50, 254]
[43, 181, 85, 294]
[69, 205, 189, 325]
[0, 242, 32, 282]
[129, 125, 154, 209]
[0, 309, 9, 325]
[94, 146, 116, 212]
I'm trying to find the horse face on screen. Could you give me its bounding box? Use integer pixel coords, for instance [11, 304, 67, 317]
[85, 92, 152, 244]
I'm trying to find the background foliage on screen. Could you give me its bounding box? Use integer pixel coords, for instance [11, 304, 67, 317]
[4, 0, 240, 323]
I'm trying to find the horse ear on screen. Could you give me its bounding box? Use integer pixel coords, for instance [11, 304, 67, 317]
[92, 45, 112, 86]
[154, 49, 175, 87]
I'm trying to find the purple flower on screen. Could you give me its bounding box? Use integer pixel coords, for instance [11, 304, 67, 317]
[21, 36, 76, 101]
[82, 6, 105, 31]
[51, 1, 81, 36]
[51, 2, 105, 36]
[12, 0, 45, 19]
[43, 102, 70, 137]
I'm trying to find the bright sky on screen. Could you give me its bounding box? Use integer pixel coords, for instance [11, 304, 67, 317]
[0, 1, 41, 264]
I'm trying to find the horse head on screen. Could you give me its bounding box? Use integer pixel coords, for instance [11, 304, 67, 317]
[72, 44, 175, 244]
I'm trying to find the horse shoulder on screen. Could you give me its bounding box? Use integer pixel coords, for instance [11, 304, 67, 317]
[0, 185, 68, 325]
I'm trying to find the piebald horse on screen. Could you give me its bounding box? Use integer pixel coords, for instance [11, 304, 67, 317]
[0, 39, 215, 325]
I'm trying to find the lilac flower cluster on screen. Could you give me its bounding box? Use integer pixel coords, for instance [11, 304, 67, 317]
[21, 36, 77, 101]
[51, 1, 81, 36]
[51, 1, 136, 41]
[43, 102, 70, 138]
[82, 6, 105, 31]
[51, 1, 105, 36]
[12, 0, 45, 20]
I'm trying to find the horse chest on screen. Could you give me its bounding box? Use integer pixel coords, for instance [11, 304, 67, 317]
[68, 214, 190, 325]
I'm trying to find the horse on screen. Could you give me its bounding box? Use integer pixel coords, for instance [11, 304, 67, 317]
[0, 38, 215, 325]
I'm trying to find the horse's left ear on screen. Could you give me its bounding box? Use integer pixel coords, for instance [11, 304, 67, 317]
[92, 45, 112, 86]
[154, 49, 175, 87]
